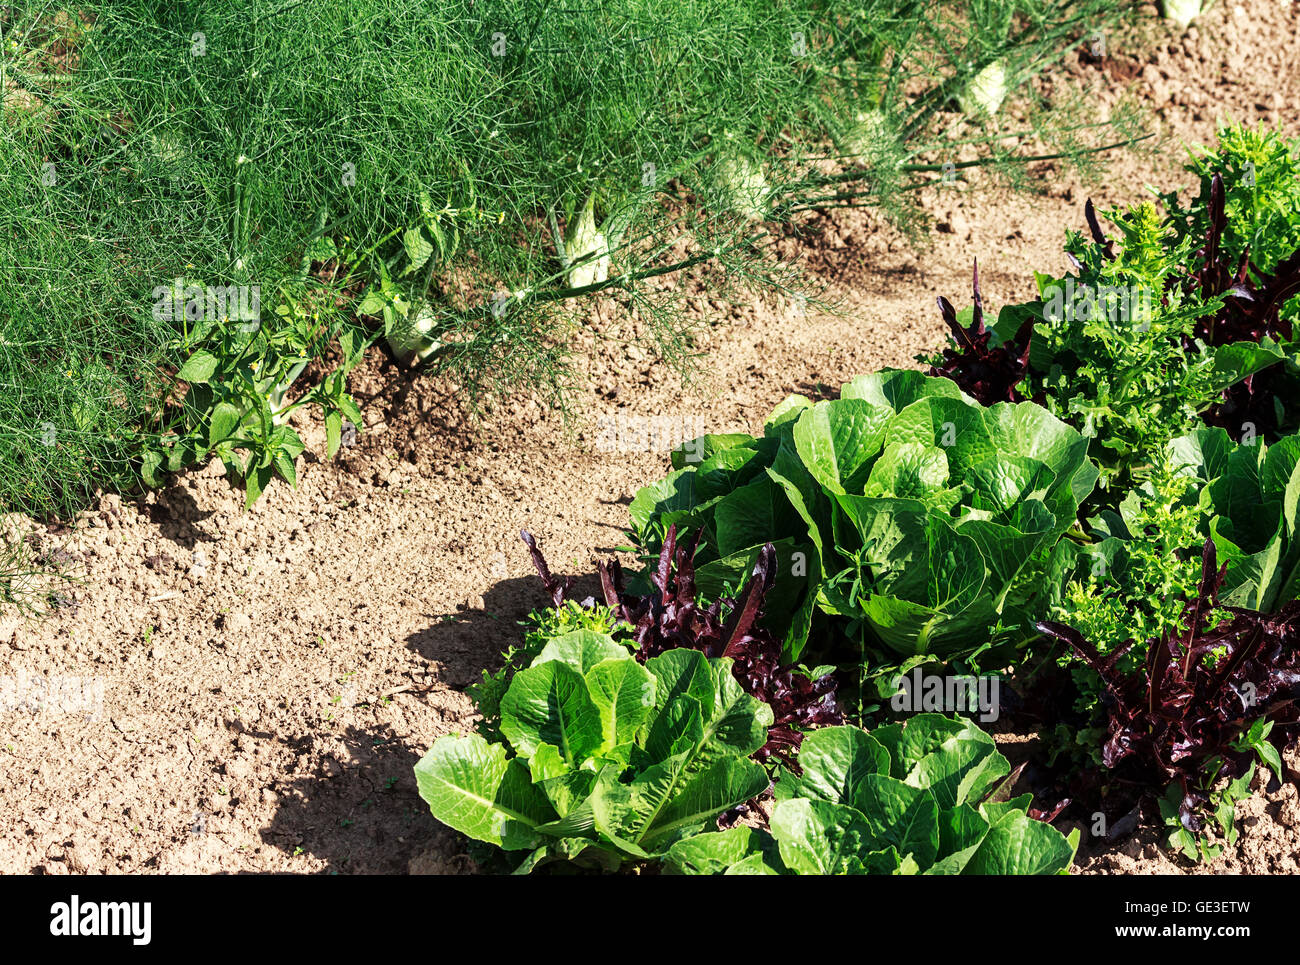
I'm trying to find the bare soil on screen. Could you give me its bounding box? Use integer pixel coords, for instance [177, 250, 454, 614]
[2, 0, 1299, 875]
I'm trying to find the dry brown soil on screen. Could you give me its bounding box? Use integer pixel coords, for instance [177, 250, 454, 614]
[2, 0, 1299, 874]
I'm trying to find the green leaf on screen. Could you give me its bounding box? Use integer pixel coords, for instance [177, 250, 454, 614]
[271, 424, 306, 459]
[413, 734, 557, 850]
[850, 774, 940, 867]
[906, 732, 1010, 809]
[208, 401, 242, 448]
[500, 660, 605, 766]
[864, 442, 951, 502]
[713, 476, 788, 558]
[885, 396, 994, 473]
[584, 656, 656, 754]
[870, 714, 975, 779]
[590, 749, 766, 856]
[428, 218, 448, 261]
[642, 693, 708, 764]
[1207, 339, 1286, 394]
[244, 462, 273, 508]
[356, 289, 386, 316]
[792, 398, 891, 495]
[664, 826, 784, 875]
[644, 648, 715, 715]
[983, 400, 1097, 505]
[325, 410, 342, 459]
[1167, 426, 1235, 483]
[533, 629, 627, 673]
[140, 448, 165, 488]
[273, 449, 298, 487]
[1256, 737, 1283, 775]
[725, 851, 787, 874]
[529, 749, 597, 818]
[304, 234, 338, 263]
[511, 837, 620, 874]
[527, 742, 570, 783]
[764, 395, 813, 434]
[774, 724, 890, 804]
[700, 656, 774, 763]
[176, 350, 220, 385]
[629, 468, 700, 536]
[962, 809, 1076, 874]
[840, 369, 964, 410]
[402, 226, 434, 273]
[769, 797, 878, 875]
[670, 433, 755, 471]
[337, 394, 363, 428]
[925, 803, 991, 874]
[638, 756, 770, 851]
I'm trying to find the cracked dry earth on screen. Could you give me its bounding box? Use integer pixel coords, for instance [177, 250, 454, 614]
[2, 0, 1300, 874]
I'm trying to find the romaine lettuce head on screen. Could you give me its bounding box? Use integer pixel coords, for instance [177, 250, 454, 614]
[630, 370, 1098, 666]
[665, 716, 1080, 875]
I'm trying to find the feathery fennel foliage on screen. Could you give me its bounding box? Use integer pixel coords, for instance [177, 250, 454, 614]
[0, 0, 1144, 527]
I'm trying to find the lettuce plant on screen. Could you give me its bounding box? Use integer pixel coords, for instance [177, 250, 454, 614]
[1177, 169, 1300, 440]
[415, 638, 772, 873]
[1175, 124, 1300, 275]
[930, 260, 1033, 405]
[629, 370, 1098, 674]
[1168, 426, 1300, 611]
[520, 528, 842, 767]
[1044, 459, 1207, 741]
[1023, 428, 1300, 856]
[1037, 539, 1300, 855]
[931, 198, 1285, 489]
[931, 124, 1300, 484]
[1146, 125, 1300, 408]
[665, 715, 1080, 874]
[1183, 175, 1300, 350]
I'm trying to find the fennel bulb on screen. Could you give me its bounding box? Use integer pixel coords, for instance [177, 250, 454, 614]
[956, 59, 1009, 116]
[564, 195, 611, 289]
[714, 154, 769, 222]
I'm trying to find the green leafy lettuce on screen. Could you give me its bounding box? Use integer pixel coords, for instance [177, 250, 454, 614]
[665, 714, 1079, 875]
[1173, 123, 1300, 284]
[986, 200, 1285, 482]
[629, 370, 1098, 669]
[414, 632, 772, 873]
[1169, 426, 1300, 610]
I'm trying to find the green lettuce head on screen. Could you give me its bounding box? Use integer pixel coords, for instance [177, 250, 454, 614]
[630, 370, 1098, 671]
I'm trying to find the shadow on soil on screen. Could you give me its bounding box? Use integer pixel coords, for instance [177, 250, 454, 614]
[404, 571, 609, 681]
[140, 483, 220, 549]
[260, 570, 607, 874]
[257, 721, 476, 874]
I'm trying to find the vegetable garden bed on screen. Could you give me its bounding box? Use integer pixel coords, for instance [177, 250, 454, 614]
[2, 0, 1300, 880]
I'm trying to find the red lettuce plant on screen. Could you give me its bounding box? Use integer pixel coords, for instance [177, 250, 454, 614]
[1036, 538, 1300, 834]
[521, 526, 841, 767]
[1186, 174, 1300, 439]
[1188, 176, 1300, 344]
[928, 259, 1033, 405]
